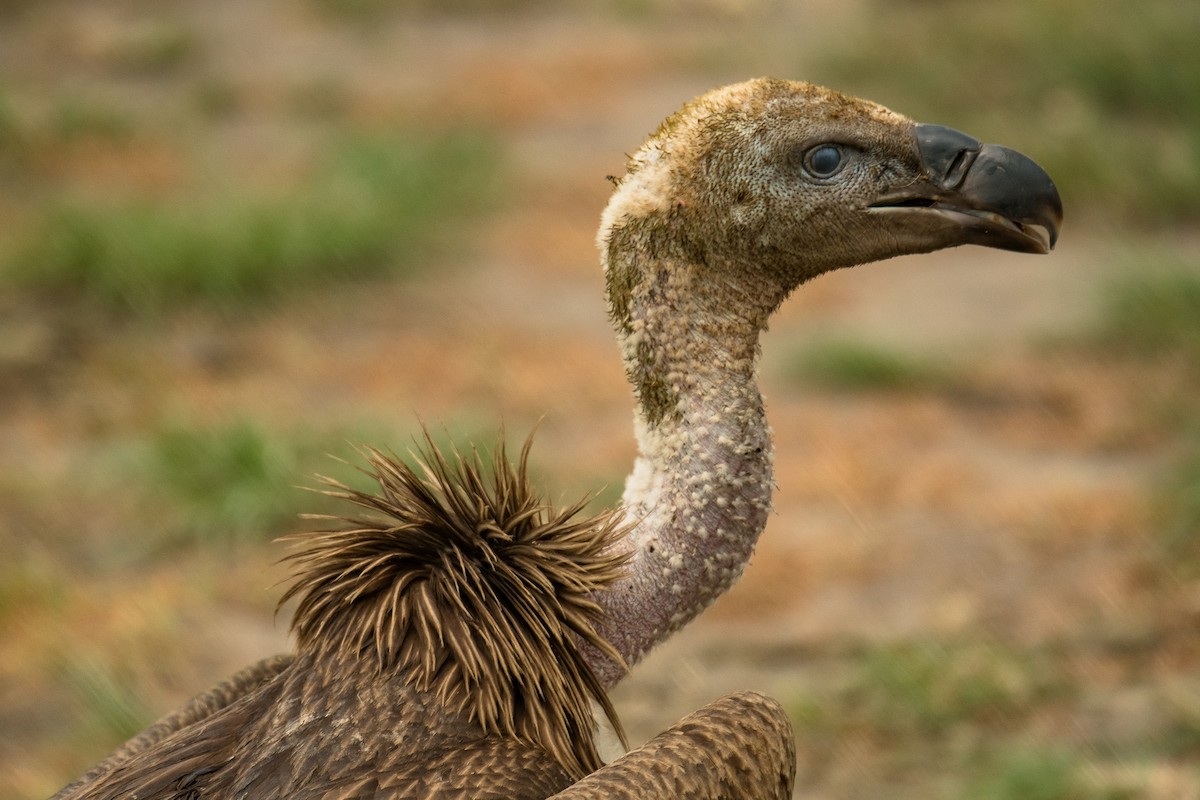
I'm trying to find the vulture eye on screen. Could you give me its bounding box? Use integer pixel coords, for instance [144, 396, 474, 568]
[804, 144, 846, 178]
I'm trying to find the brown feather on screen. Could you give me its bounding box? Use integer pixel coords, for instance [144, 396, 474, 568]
[50, 655, 294, 799]
[278, 431, 630, 779]
[549, 691, 796, 800]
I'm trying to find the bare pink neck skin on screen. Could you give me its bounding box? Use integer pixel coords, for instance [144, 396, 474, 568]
[587, 242, 786, 687]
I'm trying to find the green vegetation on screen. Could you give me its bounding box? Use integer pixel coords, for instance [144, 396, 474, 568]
[788, 339, 948, 392]
[308, 0, 396, 21]
[142, 419, 303, 547]
[106, 21, 198, 75]
[309, 0, 556, 21]
[55, 655, 153, 744]
[1163, 705, 1200, 760]
[5, 132, 499, 313]
[138, 418, 395, 548]
[1092, 271, 1200, 358]
[815, 0, 1200, 223]
[0, 86, 19, 147]
[822, 639, 1060, 736]
[1077, 260, 1200, 572]
[49, 97, 136, 142]
[1155, 437, 1200, 573]
[193, 77, 241, 119]
[134, 418, 501, 549]
[789, 639, 1178, 798]
[0, 559, 65, 629]
[289, 76, 351, 120]
[959, 748, 1131, 800]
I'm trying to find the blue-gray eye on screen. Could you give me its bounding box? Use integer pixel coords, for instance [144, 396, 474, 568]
[805, 144, 844, 178]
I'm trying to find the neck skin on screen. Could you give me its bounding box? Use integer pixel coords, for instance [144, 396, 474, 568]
[588, 216, 791, 687]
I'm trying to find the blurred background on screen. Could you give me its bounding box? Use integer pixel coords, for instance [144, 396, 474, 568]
[1, 0, 1197, 797]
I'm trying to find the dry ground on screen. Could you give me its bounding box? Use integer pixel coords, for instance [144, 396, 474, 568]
[1, 2, 1197, 798]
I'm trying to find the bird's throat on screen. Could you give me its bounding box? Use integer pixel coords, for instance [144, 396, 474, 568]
[590, 245, 779, 687]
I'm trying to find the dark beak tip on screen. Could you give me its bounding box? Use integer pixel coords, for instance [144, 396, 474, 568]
[916, 126, 1063, 254]
[1035, 177, 1064, 253]
[964, 143, 1062, 228]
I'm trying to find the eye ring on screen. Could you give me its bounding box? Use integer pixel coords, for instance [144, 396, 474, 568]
[803, 144, 846, 179]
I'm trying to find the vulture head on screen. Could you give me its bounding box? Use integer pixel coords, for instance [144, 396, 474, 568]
[602, 77, 1061, 325]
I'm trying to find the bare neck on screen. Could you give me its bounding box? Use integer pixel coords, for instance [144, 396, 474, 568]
[589, 225, 787, 686]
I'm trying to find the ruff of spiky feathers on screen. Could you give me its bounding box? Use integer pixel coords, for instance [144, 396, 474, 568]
[278, 434, 629, 779]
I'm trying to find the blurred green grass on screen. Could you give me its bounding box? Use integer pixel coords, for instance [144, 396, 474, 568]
[47, 97, 138, 143]
[139, 419, 308, 548]
[125, 417, 503, 551]
[53, 655, 153, 746]
[786, 339, 951, 393]
[1157, 441, 1200, 573]
[309, 0, 559, 20]
[1092, 270, 1200, 359]
[790, 637, 1184, 799]
[840, 639, 1059, 734]
[794, 638, 1064, 738]
[3, 131, 499, 313]
[960, 748, 1133, 800]
[0, 558, 65, 630]
[1082, 259, 1200, 573]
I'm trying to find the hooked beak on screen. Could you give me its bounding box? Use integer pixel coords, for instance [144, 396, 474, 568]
[870, 124, 1063, 254]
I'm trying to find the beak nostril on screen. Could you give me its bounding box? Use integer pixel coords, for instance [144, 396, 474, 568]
[915, 123, 982, 188]
[943, 148, 978, 190]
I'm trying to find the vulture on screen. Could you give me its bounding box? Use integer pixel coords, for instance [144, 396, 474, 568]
[54, 78, 1060, 800]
